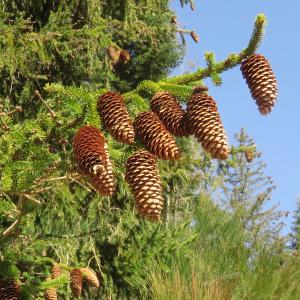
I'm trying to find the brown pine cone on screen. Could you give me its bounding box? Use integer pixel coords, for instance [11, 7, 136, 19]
[97, 91, 135, 145]
[70, 269, 82, 298]
[134, 111, 181, 160]
[107, 45, 121, 65]
[119, 50, 131, 64]
[244, 149, 254, 163]
[150, 91, 191, 137]
[44, 287, 57, 300]
[80, 268, 100, 289]
[73, 126, 115, 196]
[240, 54, 278, 115]
[0, 280, 21, 300]
[125, 150, 163, 221]
[187, 88, 229, 160]
[191, 31, 199, 43]
[51, 264, 61, 279]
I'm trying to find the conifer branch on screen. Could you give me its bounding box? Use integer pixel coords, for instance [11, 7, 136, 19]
[39, 275, 69, 290]
[128, 14, 266, 98]
[163, 14, 266, 85]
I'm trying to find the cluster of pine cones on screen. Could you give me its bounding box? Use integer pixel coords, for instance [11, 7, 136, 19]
[0, 264, 100, 300]
[72, 53, 277, 221]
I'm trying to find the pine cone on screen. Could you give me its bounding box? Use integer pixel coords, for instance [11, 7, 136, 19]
[107, 45, 121, 65]
[171, 16, 177, 24]
[70, 269, 82, 298]
[51, 264, 61, 279]
[240, 54, 278, 115]
[97, 91, 135, 145]
[125, 150, 163, 221]
[150, 91, 190, 137]
[119, 50, 131, 64]
[0, 280, 21, 300]
[244, 149, 254, 163]
[134, 112, 181, 160]
[73, 126, 115, 196]
[44, 287, 57, 300]
[187, 88, 229, 160]
[191, 31, 199, 43]
[80, 268, 100, 288]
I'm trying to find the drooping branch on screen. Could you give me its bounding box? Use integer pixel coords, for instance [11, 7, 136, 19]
[164, 14, 266, 85]
[132, 13, 266, 93]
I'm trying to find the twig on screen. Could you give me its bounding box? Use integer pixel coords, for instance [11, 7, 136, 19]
[24, 194, 41, 205]
[1, 219, 20, 237]
[34, 90, 57, 121]
[0, 116, 9, 130]
[0, 106, 22, 117]
[176, 28, 192, 34]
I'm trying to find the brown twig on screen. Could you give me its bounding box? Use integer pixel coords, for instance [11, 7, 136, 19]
[0, 106, 22, 117]
[34, 90, 57, 121]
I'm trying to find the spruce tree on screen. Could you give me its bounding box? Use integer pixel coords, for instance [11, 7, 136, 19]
[218, 129, 286, 246]
[0, 1, 283, 299]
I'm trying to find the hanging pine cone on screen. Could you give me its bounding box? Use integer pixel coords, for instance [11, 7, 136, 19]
[240, 54, 278, 115]
[171, 16, 177, 24]
[51, 264, 61, 279]
[44, 287, 57, 300]
[119, 50, 131, 64]
[190, 31, 199, 43]
[134, 111, 181, 160]
[150, 91, 191, 137]
[97, 91, 135, 145]
[73, 126, 115, 196]
[80, 268, 100, 288]
[125, 150, 163, 221]
[187, 87, 229, 160]
[70, 269, 82, 298]
[0, 280, 21, 300]
[107, 45, 121, 65]
[244, 149, 254, 163]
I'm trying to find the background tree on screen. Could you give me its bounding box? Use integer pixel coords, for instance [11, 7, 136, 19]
[218, 129, 287, 246]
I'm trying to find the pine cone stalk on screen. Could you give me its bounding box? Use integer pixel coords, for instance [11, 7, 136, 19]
[187, 87, 229, 160]
[125, 150, 164, 221]
[97, 91, 135, 145]
[73, 126, 115, 196]
[240, 54, 278, 115]
[150, 91, 190, 137]
[134, 111, 181, 160]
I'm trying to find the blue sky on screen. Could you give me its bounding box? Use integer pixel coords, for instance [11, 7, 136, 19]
[170, 1, 300, 233]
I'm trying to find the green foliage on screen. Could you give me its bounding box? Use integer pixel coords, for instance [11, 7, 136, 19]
[0, 1, 295, 299]
[146, 198, 299, 300]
